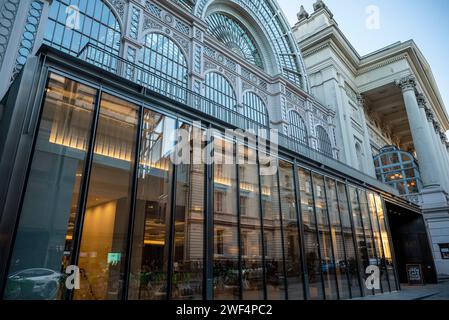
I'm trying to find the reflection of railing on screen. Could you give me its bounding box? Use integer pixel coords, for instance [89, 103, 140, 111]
[74, 44, 398, 194]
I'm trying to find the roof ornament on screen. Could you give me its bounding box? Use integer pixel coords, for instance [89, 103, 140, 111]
[297, 5, 309, 22]
[313, 0, 333, 18]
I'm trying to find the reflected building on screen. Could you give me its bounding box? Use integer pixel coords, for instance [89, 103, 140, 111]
[0, 0, 447, 300]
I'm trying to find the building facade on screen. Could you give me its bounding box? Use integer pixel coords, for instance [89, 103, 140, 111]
[0, 0, 446, 300]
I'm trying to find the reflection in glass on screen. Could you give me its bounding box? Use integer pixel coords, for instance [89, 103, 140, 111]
[280, 162, 304, 300]
[213, 135, 239, 300]
[349, 187, 371, 296]
[325, 178, 351, 299]
[298, 168, 323, 300]
[75, 94, 138, 300]
[128, 110, 176, 300]
[239, 144, 264, 300]
[312, 174, 338, 300]
[171, 123, 205, 300]
[261, 163, 286, 300]
[336, 183, 361, 298]
[367, 193, 390, 293]
[4, 73, 97, 300]
[375, 195, 398, 291]
[358, 190, 381, 294]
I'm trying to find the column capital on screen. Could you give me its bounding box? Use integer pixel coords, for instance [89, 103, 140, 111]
[396, 75, 416, 92]
[357, 93, 366, 107]
[416, 93, 427, 109]
[439, 131, 448, 143]
[425, 106, 434, 121]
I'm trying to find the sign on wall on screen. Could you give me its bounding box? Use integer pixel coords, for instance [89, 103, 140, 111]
[406, 264, 423, 285]
[439, 244, 449, 260]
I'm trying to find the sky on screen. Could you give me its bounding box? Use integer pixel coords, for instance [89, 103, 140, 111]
[277, 0, 449, 138]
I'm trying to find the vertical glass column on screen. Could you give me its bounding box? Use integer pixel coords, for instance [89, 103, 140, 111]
[74, 94, 139, 300]
[238, 143, 264, 300]
[171, 123, 205, 300]
[312, 174, 338, 300]
[4, 73, 97, 300]
[213, 134, 239, 300]
[358, 190, 381, 295]
[280, 161, 304, 300]
[348, 186, 371, 296]
[325, 179, 351, 299]
[375, 195, 398, 291]
[298, 168, 323, 300]
[367, 192, 390, 293]
[336, 183, 362, 298]
[261, 163, 287, 300]
[128, 110, 176, 300]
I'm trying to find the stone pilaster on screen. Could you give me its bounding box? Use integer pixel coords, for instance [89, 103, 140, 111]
[357, 94, 376, 177]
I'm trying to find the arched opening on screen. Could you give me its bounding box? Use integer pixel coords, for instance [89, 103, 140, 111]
[138, 33, 188, 102]
[289, 111, 308, 146]
[206, 12, 264, 69]
[355, 142, 365, 172]
[204, 72, 237, 110]
[316, 125, 333, 157]
[374, 146, 422, 196]
[44, 0, 121, 56]
[242, 92, 269, 129]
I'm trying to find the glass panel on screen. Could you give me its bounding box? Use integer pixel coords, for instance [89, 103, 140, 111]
[336, 183, 361, 298]
[312, 174, 338, 300]
[367, 193, 390, 293]
[4, 73, 97, 300]
[280, 161, 304, 300]
[289, 111, 308, 146]
[349, 187, 371, 296]
[261, 163, 286, 300]
[298, 168, 323, 300]
[375, 195, 398, 291]
[171, 123, 205, 300]
[75, 93, 139, 300]
[325, 179, 351, 299]
[239, 144, 264, 300]
[358, 190, 380, 295]
[128, 110, 176, 300]
[213, 134, 239, 300]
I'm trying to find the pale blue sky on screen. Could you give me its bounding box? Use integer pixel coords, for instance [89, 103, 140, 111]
[277, 0, 449, 136]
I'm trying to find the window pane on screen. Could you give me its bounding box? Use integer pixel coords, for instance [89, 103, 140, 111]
[239, 144, 263, 300]
[171, 123, 205, 300]
[213, 135, 239, 300]
[349, 186, 371, 296]
[74, 94, 139, 300]
[325, 178, 351, 299]
[336, 182, 361, 297]
[4, 73, 97, 300]
[312, 174, 338, 300]
[280, 162, 304, 300]
[375, 195, 398, 291]
[367, 192, 390, 293]
[261, 163, 286, 300]
[128, 110, 176, 300]
[298, 168, 323, 299]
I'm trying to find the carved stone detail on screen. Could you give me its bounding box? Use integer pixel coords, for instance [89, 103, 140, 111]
[396, 75, 416, 91]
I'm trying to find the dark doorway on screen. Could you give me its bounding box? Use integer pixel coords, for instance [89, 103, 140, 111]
[386, 202, 437, 284]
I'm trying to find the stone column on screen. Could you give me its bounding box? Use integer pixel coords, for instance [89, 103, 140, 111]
[397, 76, 439, 187]
[437, 128, 449, 185]
[357, 94, 376, 177]
[419, 95, 449, 191]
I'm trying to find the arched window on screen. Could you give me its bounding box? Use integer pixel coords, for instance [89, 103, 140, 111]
[206, 13, 263, 69]
[316, 126, 333, 157]
[204, 72, 237, 110]
[44, 0, 121, 56]
[289, 111, 308, 146]
[243, 92, 269, 128]
[139, 33, 188, 102]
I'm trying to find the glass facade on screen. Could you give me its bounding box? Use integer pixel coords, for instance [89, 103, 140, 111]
[242, 92, 269, 129]
[316, 126, 333, 158]
[289, 111, 308, 146]
[3, 72, 399, 300]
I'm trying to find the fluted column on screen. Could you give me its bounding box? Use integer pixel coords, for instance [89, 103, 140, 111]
[437, 128, 449, 183]
[419, 96, 449, 191]
[358, 94, 376, 177]
[397, 76, 439, 187]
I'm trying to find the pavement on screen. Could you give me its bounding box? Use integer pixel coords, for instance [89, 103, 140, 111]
[353, 280, 449, 300]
